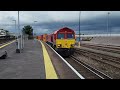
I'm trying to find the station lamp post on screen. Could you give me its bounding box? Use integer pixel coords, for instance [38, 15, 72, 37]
[18, 11, 24, 50]
[19, 11, 23, 50]
[13, 20, 20, 53]
[34, 21, 38, 38]
[16, 11, 21, 53]
[13, 12, 21, 53]
[78, 11, 81, 47]
[12, 20, 16, 37]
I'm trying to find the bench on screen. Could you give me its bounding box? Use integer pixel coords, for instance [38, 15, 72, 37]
[0, 51, 7, 59]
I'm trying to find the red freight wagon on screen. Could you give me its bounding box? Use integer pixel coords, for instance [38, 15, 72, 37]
[43, 34, 47, 42]
[40, 35, 43, 40]
[37, 36, 41, 40]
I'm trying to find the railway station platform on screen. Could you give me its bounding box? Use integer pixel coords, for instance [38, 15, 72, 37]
[0, 39, 81, 79]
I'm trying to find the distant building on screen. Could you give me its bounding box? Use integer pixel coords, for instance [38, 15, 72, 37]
[9, 32, 16, 36]
[0, 29, 6, 36]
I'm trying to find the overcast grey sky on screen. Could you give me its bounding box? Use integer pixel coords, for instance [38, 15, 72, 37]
[0, 11, 120, 35]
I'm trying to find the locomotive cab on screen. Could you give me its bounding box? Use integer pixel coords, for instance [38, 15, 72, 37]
[54, 27, 76, 56]
[45, 27, 76, 57]
[56, 32, 75, 48]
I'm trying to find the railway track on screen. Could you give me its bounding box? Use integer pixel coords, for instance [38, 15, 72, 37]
[75, 49, 120, 69]
[0, 39, 15, 45]
[46, 42, 112, 79]
[81, 43, 120, 54]
[67, 55, 112, 79]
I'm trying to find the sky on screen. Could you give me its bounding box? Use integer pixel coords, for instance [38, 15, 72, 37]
[0, 11, 120, 35]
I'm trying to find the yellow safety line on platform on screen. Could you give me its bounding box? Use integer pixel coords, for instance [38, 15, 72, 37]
[40, 41, 58, 79]
[0, 40, 16, 49]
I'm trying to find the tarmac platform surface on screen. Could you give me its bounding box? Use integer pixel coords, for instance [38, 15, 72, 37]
[0, 39, 81, 79]
[0, 40, 45, 79]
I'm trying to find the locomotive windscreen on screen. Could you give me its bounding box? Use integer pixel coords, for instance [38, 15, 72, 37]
[58, 33, 65, 39]
[67, 33, 74, 39]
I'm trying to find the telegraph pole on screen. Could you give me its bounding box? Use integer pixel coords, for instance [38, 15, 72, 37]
[107, 12, 110, 37]
[78, 11, 81, 48]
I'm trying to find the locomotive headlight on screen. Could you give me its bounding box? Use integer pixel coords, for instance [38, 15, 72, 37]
[71, 44, 75, 47]
[57, 44, 61, 47]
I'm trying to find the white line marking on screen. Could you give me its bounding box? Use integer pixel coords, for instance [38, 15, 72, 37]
[45, 42, 85, 79]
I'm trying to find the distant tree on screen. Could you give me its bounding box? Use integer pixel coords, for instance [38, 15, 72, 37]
[22, 25, 33, 39]
[5, 30, 9, 32]
[5, 30, 10, 36]
[22, 25, 33, 35]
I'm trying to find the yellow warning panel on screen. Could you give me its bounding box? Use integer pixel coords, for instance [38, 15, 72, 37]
[40, 41, 58, 79]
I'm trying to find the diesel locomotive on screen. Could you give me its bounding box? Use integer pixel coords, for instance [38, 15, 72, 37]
[37, 27, 76, 57]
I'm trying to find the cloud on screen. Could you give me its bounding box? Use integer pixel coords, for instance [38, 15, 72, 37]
[0, 11, 120, 35]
